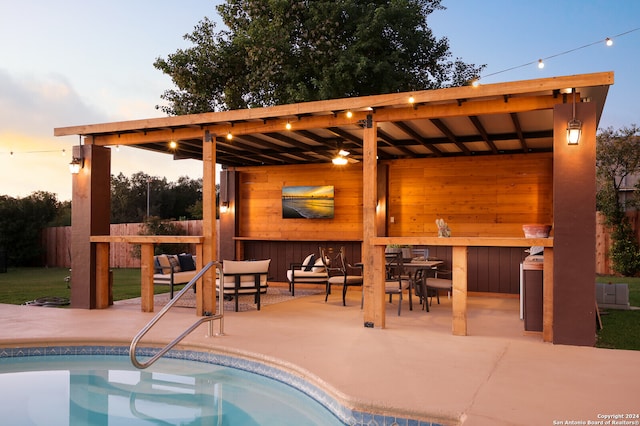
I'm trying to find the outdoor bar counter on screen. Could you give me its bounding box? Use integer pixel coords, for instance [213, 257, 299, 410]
[90, 235, 205, 313]
[369, 236, 554, 341]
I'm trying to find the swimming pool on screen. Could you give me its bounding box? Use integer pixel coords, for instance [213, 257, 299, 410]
[0, 346, 350, 425]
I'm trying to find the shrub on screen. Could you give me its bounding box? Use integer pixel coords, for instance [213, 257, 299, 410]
[610, 219, 640, 276]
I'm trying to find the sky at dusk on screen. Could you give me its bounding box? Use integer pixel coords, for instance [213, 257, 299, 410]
[1, 0, 638, 201]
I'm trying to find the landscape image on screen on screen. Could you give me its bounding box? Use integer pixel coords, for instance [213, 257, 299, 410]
[282, 185, 334, 219]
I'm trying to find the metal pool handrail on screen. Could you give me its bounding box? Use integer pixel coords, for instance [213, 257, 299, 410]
[130, 261, 224, 369]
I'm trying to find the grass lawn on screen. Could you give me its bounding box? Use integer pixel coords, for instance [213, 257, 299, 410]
[595, 276, 640, 351]
[0, 267, 176, 306]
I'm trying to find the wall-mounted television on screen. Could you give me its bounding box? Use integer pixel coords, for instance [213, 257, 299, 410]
[282, 185, 334, 219]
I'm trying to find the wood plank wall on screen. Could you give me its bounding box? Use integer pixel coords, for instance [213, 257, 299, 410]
[41, 153, 624, 278]
[386, 153, 554, 237]
[236, 163, 363, 241]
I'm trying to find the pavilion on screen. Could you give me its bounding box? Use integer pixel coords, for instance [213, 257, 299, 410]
[55, 71, 613, 346]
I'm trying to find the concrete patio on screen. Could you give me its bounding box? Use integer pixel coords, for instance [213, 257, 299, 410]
[1, 286, 638, 425]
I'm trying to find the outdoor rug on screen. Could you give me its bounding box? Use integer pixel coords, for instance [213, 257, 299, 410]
[115, 286, 323, 312]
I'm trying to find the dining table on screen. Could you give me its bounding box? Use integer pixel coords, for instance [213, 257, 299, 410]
[401, 258, 445, 311]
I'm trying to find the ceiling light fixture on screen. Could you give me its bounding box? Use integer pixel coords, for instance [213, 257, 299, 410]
[332, 149, 350, 165]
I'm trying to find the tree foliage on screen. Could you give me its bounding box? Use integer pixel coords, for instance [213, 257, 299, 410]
[110, 172, 203, 223]
[596, 125, 640, 276]
[0, 191, 61, 266]
[154, 0, 485, 114]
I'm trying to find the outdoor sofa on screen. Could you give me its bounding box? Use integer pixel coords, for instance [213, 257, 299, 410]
[153, 253, 197, 299]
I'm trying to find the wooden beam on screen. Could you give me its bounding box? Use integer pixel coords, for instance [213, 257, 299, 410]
[54, 72, 613, 137]
[370, 236, 554, 247]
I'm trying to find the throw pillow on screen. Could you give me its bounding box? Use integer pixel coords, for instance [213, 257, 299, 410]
[168, 255, 181, 272]
[156, 255, 172, 274]
[178, 254, 196, 271]
[303, 254, 315, 271]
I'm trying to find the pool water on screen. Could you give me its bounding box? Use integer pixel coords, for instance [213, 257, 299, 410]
[0, 354, 345, 425]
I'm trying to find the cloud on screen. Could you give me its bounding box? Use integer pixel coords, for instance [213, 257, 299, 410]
[0, 69, 107, 137]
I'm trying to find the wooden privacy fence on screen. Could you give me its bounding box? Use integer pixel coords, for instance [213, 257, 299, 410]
[42, 220, 204, 268]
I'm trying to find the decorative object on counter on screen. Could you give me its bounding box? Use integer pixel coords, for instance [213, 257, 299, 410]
[436, 218, 451, 237]
[522, 224, 552, 238]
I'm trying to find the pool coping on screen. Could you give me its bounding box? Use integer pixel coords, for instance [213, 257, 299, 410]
[0, 343, 453, 426]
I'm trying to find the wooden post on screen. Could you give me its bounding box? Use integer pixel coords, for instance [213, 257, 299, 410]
[362, 115, 384, 328]
[543, 247, 554, 342]
[196, 243, 204, 315]
[201, 130, 217, 316]
[95, 242, 110, 308]
[452, 245, 468, 336]
[140, 243, 155, 312]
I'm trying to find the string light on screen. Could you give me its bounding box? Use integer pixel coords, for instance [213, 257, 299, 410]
[1, 149, 68, 156]
[475, 27, 640, 82]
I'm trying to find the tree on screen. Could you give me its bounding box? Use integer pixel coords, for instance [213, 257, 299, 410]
[596, 125, 640, 275]
[154, 0, 485, 114]
[110, 173, 203, 223]
[0, 191, 60, 266]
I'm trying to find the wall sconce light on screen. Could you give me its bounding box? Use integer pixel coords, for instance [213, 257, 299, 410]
[567, 89, 582, 145]
[69, 157, 82, 174]
[69, 143, 84, 174]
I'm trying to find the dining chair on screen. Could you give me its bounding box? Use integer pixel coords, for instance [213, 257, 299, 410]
[322, 246, 363, 306]
[425, 266, 453, 307]
[384, 252, 412, 315]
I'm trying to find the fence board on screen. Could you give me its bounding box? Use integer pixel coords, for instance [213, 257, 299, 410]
[41, 220, 206, 268]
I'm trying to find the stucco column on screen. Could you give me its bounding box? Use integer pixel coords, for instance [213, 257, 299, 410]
[219, 169, 237, 261]
[70, 142, 111, 308]
[552, 99, 597, 346]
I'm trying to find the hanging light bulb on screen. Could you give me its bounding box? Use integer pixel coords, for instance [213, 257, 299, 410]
[605, 37, 613, 46]
[168, 140, 177, 150]
[226, 132, 233, 140]
[285, 121, 292, 130]
[537, 59, 545, 69]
